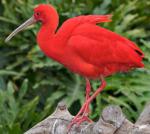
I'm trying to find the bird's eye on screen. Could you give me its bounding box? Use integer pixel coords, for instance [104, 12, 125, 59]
[36, 12, 40, 16]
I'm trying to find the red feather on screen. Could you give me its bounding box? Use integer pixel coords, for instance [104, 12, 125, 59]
[52, 15, 144, 78]
[33, 4, 144, 126]
[21, 4, 143, 79]
[7, 4, 144, 127]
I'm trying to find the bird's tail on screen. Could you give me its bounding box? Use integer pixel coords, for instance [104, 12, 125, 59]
[130, 42, 144, 68]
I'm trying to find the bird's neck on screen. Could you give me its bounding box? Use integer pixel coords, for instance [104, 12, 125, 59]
[37, 18, 64, 61]
[37, 23, 55, 44]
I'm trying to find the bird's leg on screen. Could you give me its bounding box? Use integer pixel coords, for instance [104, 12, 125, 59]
[86, 76, 106, 106]
[68, 76, 106, 129]
[85, 78, 91, 103]
[67, 78, 92, 130]
[85, 78, 91, 100]
[81, 76, 106, 116]
[70, 78, 91, 120]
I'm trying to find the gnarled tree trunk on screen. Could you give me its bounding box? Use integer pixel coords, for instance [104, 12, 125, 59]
[25, 101, 150, 134]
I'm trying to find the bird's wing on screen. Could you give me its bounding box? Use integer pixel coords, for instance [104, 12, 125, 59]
[56, 15, 112, 39]
[78, 15, 112, 24]
[67, 24, 144, 68]
[57, 15, 144, 68]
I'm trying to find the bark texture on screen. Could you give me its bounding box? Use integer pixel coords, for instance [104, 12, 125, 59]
[24, 101, 150, 134]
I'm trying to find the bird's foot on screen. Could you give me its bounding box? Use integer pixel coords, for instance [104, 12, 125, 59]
[67, 101, 93, 130]
[68, 115, 92, 130]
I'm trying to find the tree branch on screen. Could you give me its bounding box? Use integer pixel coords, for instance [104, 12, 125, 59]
[24, 101, 150, 134]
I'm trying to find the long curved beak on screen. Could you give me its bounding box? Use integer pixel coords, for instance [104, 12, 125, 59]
[5, 16, 36, 42]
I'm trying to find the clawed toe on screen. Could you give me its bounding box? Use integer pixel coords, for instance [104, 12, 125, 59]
[67, 115, 92, 131]
[67, 102, 92, 131]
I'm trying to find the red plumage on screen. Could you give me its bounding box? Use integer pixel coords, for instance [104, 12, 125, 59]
[36, 5, 144, 79]
[6, 4, 144, 128]
[34, 5, 144, 127]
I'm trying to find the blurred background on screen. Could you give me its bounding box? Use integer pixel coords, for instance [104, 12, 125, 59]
[0, 0, 150, 133]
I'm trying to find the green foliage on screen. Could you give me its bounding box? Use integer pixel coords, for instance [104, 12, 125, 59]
[0, 0, 150, 133]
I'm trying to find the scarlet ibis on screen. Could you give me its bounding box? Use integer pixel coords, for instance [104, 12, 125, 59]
[5, 4, 144, 127]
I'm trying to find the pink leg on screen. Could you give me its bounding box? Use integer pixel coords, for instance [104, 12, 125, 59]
[87, 76, 106, 105]
[82, 76, 106, 116]
[70, 78, 91, 119]
[68, 76, 106, 129]
[84, 78, 91, 114]
[85, 78, 91, 101]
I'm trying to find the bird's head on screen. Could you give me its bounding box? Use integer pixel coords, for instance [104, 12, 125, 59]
[5, 4, 58, 42]
[34, 4, 58, 24]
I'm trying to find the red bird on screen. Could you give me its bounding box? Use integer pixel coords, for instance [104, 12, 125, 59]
[5, 4, 144, 127]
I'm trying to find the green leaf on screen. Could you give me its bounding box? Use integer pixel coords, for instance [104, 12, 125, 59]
[18, 79, 28, 101]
